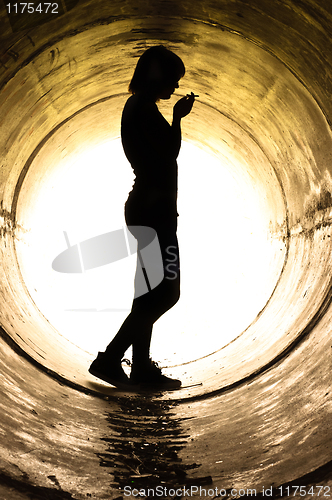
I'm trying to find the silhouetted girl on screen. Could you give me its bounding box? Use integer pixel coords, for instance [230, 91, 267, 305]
[89, 46, 195, 389]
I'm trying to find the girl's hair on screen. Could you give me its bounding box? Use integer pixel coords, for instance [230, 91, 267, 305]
[128, 45, 185, 96]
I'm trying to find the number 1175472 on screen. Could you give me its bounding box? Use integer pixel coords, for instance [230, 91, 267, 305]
[278, 485, 331, 497]
[6, 3, 59, 14]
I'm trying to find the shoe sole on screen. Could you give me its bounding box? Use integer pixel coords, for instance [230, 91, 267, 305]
[89, 367, 182, 392]
[88, 366, 136, 391]
[130, 380, 182, 391]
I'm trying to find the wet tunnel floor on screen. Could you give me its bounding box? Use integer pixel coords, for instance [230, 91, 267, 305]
[1, 324, 332, 500]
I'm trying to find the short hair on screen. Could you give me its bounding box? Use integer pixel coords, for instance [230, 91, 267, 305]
[128, 45, 185, 95]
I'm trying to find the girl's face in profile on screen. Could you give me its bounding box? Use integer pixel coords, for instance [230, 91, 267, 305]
[157, 80, 180, 100]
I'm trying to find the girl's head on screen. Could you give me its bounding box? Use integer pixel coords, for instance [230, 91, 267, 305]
[128, 45, 185, 100]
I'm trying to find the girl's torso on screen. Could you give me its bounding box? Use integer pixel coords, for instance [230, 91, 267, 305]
[121, 94, 179, 199]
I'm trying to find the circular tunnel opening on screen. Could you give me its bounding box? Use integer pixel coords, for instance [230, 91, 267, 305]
[1, 12, 332, 401]
[14, 96, 285, 369]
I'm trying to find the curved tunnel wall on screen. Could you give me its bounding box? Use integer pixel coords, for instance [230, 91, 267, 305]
[0, 0, 332, 497]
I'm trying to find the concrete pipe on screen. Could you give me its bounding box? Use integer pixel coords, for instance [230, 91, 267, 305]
[0, 0, 332, 498]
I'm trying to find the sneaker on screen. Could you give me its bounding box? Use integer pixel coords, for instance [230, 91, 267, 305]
[130, 359, 182, 390]
[88, 352, 131, 389]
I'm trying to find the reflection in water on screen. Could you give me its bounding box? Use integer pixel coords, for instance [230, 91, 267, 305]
[98, 395, 205, 497]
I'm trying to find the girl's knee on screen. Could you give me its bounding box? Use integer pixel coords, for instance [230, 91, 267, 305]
[167, 280, 180, 308]
[173, 287, 180, 305]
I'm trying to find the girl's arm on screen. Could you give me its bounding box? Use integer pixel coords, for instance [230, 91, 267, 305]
[171, 93, 196, 157]
[123, 93, 196, 163]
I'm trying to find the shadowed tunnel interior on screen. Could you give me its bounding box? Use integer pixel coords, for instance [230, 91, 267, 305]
[1, 0, 332, 498]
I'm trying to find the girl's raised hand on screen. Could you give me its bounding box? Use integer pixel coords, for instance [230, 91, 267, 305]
[173, 92, 197, 120]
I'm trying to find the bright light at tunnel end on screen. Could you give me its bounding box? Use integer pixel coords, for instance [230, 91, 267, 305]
[15, 137, 283, 366]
